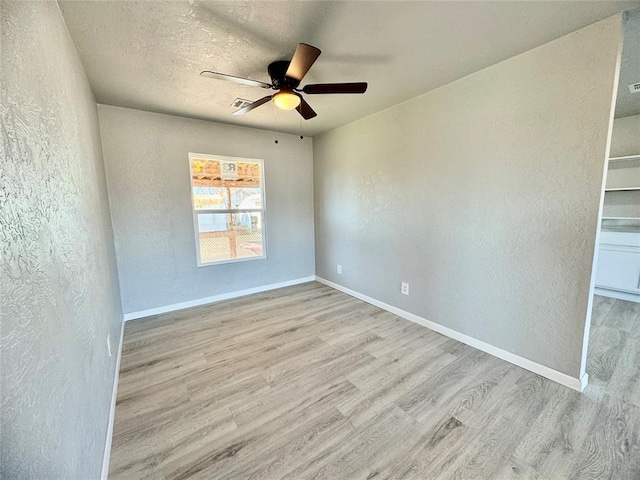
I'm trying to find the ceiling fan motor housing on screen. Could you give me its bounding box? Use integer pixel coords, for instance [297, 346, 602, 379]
[268, 61, 300, 89]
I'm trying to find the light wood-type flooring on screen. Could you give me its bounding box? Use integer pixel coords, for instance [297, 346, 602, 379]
[109, 282, 640, 479]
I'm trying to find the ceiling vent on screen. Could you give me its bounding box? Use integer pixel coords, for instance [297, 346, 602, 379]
[628, 82, 640, 94]
[230, 98, 254, 109]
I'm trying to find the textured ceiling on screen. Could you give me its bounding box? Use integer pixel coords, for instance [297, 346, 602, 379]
[59, 1, 640, 136]
[617, 9, 640, 118]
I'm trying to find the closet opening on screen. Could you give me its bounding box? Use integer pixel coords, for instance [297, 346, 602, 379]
[583, 9, 640, 397]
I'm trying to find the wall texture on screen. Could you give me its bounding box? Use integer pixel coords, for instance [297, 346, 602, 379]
[313, 16, 622, 380]
[0, 2, 122, 478]
[98, 105, 315, 314]
[610, 114, 640, 157]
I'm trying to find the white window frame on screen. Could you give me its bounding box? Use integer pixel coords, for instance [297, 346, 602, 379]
[188, 152, 267, 267]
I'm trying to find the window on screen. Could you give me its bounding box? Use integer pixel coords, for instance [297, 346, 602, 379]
[188, 153, 266, 266]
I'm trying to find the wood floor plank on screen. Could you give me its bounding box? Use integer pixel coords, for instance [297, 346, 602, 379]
[110, 402, 238, 479]
[511, 384, 600, 478]
[109, 284, 640, 479]
[445, 360, 521, 424]
[436, 373, 555, 479]
[587, 325, 628, 385]
[631, 312, 640, 339]
[395, 348, 497, 423]
[604, 334, 640, 408]
[242, 408, 355, 480]
[164, 381, 358, 479]
[591, 295, 617, 327]
[281, 404, 418, 480]
[494, 457, 547, 479]
[339, 347, 457, 427]
[601, 299, 640, 332]
[365, 412, 468, 479]
[569, 395, 640, 480]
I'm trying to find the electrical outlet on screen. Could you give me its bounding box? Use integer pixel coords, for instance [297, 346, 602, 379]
[401, 282, 409, 295]
[337, 264, 342, 274]
[107, 334, 112, 357]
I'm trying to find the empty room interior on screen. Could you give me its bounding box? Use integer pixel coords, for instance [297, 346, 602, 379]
[3, 1, 640, 479]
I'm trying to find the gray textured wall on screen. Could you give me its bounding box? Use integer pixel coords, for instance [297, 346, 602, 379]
[1, 2, 122, 478]
[98, 105, 315, 314]
[610, 114, 640, 157]
[313, 16, 622, 379]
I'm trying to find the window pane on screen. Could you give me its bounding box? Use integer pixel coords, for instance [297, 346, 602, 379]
[197, 212, 263, 264]
[230, 188, 262, 209]
[190, 158, 261, 190]
[192, 187, 229, 210]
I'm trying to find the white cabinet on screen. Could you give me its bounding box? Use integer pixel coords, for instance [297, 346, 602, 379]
[595, 154, 640, 303]
[595, 247, 640, 294]
[595, 230, 640, 302]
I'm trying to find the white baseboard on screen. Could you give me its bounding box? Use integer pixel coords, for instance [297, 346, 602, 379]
[101, 318, 124, 480]
[595, 287, 640, 304]
[315, 276, 587, 392]
[123, 276, 317, 321]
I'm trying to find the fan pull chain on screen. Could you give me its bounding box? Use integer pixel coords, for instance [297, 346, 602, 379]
[274, 104, 279, 144]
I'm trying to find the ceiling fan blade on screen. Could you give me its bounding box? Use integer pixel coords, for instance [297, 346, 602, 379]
[285, 43, 321, 82]
[232, 95, 273, 116]
[200, 71, 272, 89]
[296, 98, 317, 120]
[302, 82, 368, 94]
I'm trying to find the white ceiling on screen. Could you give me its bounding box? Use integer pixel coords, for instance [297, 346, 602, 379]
[59, 1, 640, 136]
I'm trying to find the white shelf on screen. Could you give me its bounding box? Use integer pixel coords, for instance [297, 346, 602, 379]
[609, 154, 640, 162]
[602, 216, 640, 220]
[605, 187, 640, 192]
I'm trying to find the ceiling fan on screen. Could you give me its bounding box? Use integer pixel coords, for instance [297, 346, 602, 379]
[200, 43, 368, 120]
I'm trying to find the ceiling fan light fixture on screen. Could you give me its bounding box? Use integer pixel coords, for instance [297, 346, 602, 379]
[273, 90, 301, 110]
